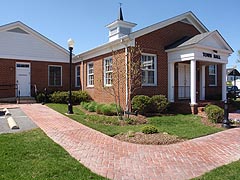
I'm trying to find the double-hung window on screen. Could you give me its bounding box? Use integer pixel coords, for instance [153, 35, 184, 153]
[209, 64, 217, 86]
[141, 54, 157, 86]
[48, 65, 62, 86]
[75, 65, 80, 87]
[87, 62, 94, 87]
[104, 57, 113, 86]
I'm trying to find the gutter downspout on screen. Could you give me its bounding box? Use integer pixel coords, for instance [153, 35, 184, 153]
[125, 45, 129, 112]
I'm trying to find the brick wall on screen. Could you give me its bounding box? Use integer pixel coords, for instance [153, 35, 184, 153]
[0, 59, 16, 98]
[82, 51, 127, 108]
[0, 58, 74, 98]
[134, 21, 200, 98]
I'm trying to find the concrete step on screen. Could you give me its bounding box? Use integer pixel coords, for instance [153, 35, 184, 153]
[17, 97, 36, 104]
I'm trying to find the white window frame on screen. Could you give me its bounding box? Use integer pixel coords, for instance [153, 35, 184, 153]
[87, 62, 94, 87]
[141, 53, 157, 86]
[48, 65, 62, 86]
[104, 57, 113, 86]
[75, 65, 80, 87]
[209, 64, 217, 86]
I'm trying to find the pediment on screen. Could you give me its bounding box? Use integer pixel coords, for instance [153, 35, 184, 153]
[198, 31, 233, 52]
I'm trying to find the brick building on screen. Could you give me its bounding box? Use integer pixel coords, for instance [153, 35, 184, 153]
[0, 10, 233, 113]
[74, 10, 233, 112]
[0, 21, 72, 99]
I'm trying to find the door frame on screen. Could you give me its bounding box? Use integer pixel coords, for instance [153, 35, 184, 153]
[178, 63, 190, 99]
[16, 62, 31, 97]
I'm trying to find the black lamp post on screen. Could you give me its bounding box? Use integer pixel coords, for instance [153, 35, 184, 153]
[67, 38, 74, 114]
[222, 99, 231, 128]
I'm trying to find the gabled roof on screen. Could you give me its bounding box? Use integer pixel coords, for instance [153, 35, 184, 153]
[0, 21, 68, 54]
[166, 30, 233, 53]
[75, 11, 209, 61]
[130, 11, 208, 39]
[227, 68, 240, 76]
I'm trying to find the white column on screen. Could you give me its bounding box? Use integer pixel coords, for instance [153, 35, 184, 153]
[168, 62, 175, 102]
[222, 63, 227, 101]
[190, 60, 197, 104]
[200, 65, 205, 100]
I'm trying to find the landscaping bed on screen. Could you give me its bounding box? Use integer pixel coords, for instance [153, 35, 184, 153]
[47, 104, 223, 146]
[114, 131, 185, 145]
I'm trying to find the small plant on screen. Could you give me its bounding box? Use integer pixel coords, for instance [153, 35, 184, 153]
[205, 104, 224, 123]
[125, 118, 135, 125]
[127, 130, 135, 137]
[141, 125, 159, 134]
[96, 104, 104, 114]
[131, 95, 151, 115]
[87, 101, 97, 112]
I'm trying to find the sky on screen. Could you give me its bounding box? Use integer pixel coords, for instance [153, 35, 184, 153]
[0, 0, 239, 68]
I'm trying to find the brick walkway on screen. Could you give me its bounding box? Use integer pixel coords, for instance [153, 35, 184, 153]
[16, 104, 240, 180]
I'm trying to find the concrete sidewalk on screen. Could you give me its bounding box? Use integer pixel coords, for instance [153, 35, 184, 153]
[16, 104, 240, 180]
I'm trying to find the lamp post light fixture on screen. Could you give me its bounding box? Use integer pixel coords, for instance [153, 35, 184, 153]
[67, 38, 74, 114]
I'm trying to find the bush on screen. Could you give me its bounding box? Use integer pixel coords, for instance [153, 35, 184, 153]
[80, 101, 90, 110]
[131, 95, 151, 115]
[72, 91, 91, 104]
[150, 95, 169, 113]
[101, 104, 118, 116]
[49, 91, 68, 103]
[142, 125, 159, 134]
[49, 91, 90, 104]
[35, 93, 46, 103]
[96, 103, 122, 116]
[96, 104, 104, 114]
[205, 104, 224, 123]
[87, 101, 97, 112]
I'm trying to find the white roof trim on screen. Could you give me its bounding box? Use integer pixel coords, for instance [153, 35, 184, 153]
[0, 21, 69, 56]
[130, 11, 208, 39]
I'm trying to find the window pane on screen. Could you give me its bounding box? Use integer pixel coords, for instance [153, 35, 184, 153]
[87, 63, 94, 86]
[104, 58, 113, 86]
[141, 54, 156, 85]
[49, 66, 61, 86]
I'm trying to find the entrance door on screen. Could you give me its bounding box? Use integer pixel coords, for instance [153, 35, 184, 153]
[178, 63, 190, 99]
[16, 62, 31, 97]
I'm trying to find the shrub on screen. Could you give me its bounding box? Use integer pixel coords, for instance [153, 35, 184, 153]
[142, 125, 159, 134]
[87, 101, 97, 112]
[49, 91, 90, 104]
[131, 95, 151, 115]
[35, 93, 46, 103]
[150, 95, 169, 113]
[96, 103, 122, 116]
[80, 101, 90, 110]
[101, 104, 117, 116]
[205, 104, 224, 123]
[72, 91, 91, 104]
[49, 91, 68, 103]
[96, 104, 104, 114]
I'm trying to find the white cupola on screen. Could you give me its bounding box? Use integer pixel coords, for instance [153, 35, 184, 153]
[106, 6, 136, 42]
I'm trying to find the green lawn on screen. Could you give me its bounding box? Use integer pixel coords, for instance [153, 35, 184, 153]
[0, 129, 108, 180]
[193, 160, 240, 180]
[47, 103, 223, 139]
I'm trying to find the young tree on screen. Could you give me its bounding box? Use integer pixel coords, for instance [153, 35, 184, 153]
[100, 44, 142, 119]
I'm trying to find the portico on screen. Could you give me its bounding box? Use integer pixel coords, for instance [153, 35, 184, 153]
[166, 31, 233, 108]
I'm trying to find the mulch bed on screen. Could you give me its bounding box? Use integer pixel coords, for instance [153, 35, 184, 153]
[114, 132, 185, 145]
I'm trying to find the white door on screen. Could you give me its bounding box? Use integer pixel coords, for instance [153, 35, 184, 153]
[16, 62, 31, 97]
[178, 63, 190, 99]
